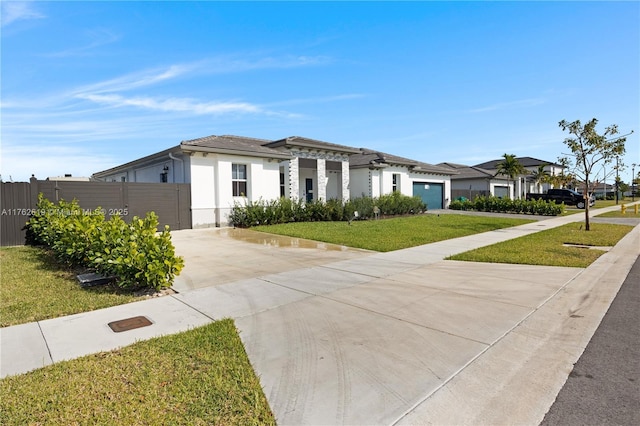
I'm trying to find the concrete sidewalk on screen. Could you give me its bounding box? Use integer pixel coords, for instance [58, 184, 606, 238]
[1, 204, 638, 425]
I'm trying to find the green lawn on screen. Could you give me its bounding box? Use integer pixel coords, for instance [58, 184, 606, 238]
[448, 222, 633, 268]
[255, 214, 534, 252]
[0, 246, 140, 327]
[596, 202, 640, 218]
[0, 319, 275, 425]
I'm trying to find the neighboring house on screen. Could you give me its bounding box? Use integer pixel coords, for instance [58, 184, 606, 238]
[93, 134, 454, 227]
[46, 174, 91, 182]
[437, 162, 512, 199]
[351, 150, 455, 209]
[472, 157, 565, 199]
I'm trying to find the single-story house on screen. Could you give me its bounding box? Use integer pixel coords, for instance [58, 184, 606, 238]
[92, 135, 454, 227]
[437, 162, 512, 199]
[350, 150, 456, 209]
[472, 157, 565, 199]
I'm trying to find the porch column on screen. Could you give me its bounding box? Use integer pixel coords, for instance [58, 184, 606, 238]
[341, 160, 350, 201]
[317, 158, 327, 201]
[289, 157, 300, 201]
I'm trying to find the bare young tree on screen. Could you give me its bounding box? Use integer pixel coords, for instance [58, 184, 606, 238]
[558, 118, 631, 230]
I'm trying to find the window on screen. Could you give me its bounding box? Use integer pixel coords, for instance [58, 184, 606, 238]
[392, 174, 400, 192]
[280, 172, 285, 197]
[232, 164, 247, 196]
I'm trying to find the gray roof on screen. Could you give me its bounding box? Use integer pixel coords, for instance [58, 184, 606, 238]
[181, 135, 290, 159]
[351, 149, 456, 175]
[436, 162, 508, 180]
[94, 134, 459, 178]
[264, 136, 362, 154]
[473, 156, 563, 170]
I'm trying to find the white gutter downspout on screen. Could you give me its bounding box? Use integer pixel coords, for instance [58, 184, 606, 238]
[168, 153, 185, 183]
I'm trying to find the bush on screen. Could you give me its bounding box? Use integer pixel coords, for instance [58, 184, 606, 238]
[449, 196, 563, 216]
[228, 193, 426, 228]
[25, 194, 183, 291]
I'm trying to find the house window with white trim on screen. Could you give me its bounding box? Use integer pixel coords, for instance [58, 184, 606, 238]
[392, 173, 400, 192]
[280, 172, 285, 197]
[232, 164, 247, 197]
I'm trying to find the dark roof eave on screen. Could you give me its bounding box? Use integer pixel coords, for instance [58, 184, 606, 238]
[266, 138, 361, 154]
[181, 144, 291, 160]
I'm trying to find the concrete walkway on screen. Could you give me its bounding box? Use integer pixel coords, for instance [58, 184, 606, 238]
[1, 204, 638, 425]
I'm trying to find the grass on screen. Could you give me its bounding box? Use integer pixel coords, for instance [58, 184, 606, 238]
[448, 222, 633, 268]
[0, 319, 275, 425]
[255, 214, 534, 252]
[0, 246, 140, 327]
[596, 201, 640, 218]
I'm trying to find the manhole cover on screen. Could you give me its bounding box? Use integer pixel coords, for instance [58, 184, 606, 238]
[108, 316, 153, 333]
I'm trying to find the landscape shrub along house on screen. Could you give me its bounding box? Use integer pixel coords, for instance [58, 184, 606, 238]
[92, 135, 456, 227]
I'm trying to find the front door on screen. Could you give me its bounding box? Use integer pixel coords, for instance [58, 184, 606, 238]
[305, 178, 313, 202]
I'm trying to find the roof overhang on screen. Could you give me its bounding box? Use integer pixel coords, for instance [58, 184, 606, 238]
[266, 137, 362, 155]
[92, 145, 182, 178]
[181, 144, 291, 160]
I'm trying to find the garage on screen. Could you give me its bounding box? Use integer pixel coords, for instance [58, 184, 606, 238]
[413, 182, 443, 210]
[494, 186, 509, 199]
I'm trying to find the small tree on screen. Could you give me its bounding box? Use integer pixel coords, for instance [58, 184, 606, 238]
[495, 154, 527, 199]
[558, 118, 631, 230]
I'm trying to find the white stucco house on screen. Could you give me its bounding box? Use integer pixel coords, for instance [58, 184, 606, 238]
[460, 157, 565, 199]
[92, 134, 454, 227]
[438, 162, 512, 199]
[350, 150, 456, 210]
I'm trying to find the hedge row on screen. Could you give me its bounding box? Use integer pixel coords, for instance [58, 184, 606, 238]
[228, 192, 426, 228]
[25, 195, 184, 291]
[449, 196, 564, 216]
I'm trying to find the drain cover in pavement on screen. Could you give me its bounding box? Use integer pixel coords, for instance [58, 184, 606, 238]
[108, 316, 153, 333]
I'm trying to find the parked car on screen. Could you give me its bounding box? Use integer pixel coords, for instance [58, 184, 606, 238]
[526, 188, 595, 209]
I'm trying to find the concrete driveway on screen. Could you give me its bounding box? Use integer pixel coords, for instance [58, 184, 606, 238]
[170, 227, 372, 292]
[168, 215, 639, 425]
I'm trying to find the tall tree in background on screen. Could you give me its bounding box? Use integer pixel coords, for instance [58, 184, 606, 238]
[530, 164, 550, 193]
[495, 154, 526, 199]
[558, 118, 630, 231]
[550, 157, 574, 189]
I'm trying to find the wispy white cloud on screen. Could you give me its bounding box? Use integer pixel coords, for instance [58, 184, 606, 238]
[468, 97, 546, 113]
[73, 64, 195, 95]
[1, 1, 45, 27]
[44, 28, 121, 58]
[73, 54, 332, 95]
[268, 93, 365, 107]
[76, 93, 263, 115]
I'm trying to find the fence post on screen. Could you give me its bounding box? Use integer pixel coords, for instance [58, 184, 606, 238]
[29, 175, 38, 208]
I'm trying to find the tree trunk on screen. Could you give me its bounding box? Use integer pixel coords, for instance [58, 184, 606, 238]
[584, 182, 590, 231]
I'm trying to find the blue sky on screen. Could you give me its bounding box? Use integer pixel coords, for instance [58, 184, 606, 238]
[2, 1, 638, 183]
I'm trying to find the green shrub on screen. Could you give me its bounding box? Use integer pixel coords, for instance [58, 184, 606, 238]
[448, 196, 563, 216]
[25, 194, 183, 291]
[228, 193, 426, 228]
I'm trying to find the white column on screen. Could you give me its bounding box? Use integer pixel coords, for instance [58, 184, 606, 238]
[289, 157, 299, 201]
[341, 159, 350, 201]
[317, 158, 326, 201]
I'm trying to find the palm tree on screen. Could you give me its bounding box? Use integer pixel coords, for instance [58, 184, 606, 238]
[495, 154, 527, 199]
[530, 164, 550, 193]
